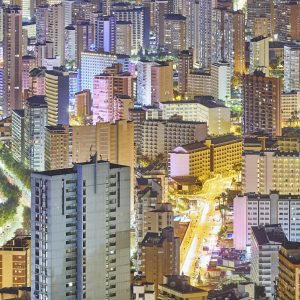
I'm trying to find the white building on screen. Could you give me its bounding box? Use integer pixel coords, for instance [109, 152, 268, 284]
[251, 224, 286, 298]
[80, 51, 117, 94]
[159, 96, 231, 135]
[281, 91, 300, 123]
[234, 192, 300, 250]
[284, 44, 300, 93]
[65, 25, 76, 64]
[249, 35, 270, 76]
[31, 161, 131, 300]
[242, 150, 300, 195]
[140, 119, 207, 159]
[137, 60, 153, 106]
[11, 109, 25, 163]
[24, 96, 48, 171]
[211, 62, 231, 105]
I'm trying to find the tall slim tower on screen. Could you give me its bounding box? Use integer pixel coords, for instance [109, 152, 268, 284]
[31, 161, 131, 299]
[3, 6, 22, 116]
[198, 0, 215, 69]
[48, 3, 65, 64]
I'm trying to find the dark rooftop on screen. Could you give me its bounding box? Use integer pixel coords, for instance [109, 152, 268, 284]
[252, 224, 287, 246]
[161, 96, 226, 108]
[209, 134, 241, 145]
[164, 13, 186, 20]
[161, 275, 207, 294]
[0, 235, 30, 251]
[176, 142, 209, 152]
[251, 35, 269, 42]
[141, 232, 164, 247]
[26, 95, 47, 107]
[45, 125, 67, 131]
[13, 109, 25, 118]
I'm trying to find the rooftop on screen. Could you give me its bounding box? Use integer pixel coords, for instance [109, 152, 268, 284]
[12, 109, 25, 118]
[209, 134, 241, 145]
[161, 275, 207, 294]
[164, 13, 186, 20]
[26, 95, 47, 107]
[45, 125, 67, 131]
[161, 96, 226, 108]
[0, 235, 30, 251]
[252, 224, 287, 246]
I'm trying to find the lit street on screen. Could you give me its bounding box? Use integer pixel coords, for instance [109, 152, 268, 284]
[180, 175, 235, 286]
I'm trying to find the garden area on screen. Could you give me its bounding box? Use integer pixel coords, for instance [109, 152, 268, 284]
[0, 168, 21, 227]
[0, 144, 31, 190]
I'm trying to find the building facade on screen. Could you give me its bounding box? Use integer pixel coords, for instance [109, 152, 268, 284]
[31, 161, 131, 300]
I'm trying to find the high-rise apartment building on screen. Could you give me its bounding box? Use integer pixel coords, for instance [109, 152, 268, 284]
[80, 51, 117, 93]
[249, 36, 270, 76]
[24, 96, 48, 171]
[22, 55, 36, 101]
[281, 91, 300, 123]
[76, 21, 94, 68]
[234, 192, 300, 250]
[247, 0, 275, 38]
[277, 1, 300, 42]
[72, 120, 135, 208]
[11, 110, 25, 163]
[48, 4, 65, 65]
[140, 119, 207, 159]
[95, 15, 116, 53]
[198, 0, 216, 68]
[111, 3, 149, 54]
[0, 236, 31, 288]
[160, 96, 231, 135]
[251, 224, 286, 298]
[178, 49, 193, 97]
[31, 161, 131, 299]
[36, 5, 49, 44]
[163, 14, 186, 53]
[116, 21, 132, 55]
[277, 242, 300, 300]
[93, 74, 114, 124]
[242, 150, 300, 195]
[284, 44, 300, 93]
[75, 90, 91, 121]
[243, 71, 282, 137]
[3, 6, 22, 116]
[169, 135, 242, 180]
[186, 70, 212, 99]
[65, 25, 76, 65]
[92, 66, 133, 123]
[137, 60, 153, 106]
[211, 8, 245, 75]
[44, 125, 69, 170]
[151, 61, 173, 104]
[141, 227, 180, 295]
[45, 70, 69, 126]
[211, 62, 231, 105]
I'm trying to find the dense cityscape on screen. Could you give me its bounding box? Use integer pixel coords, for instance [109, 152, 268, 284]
[0, 0, 298, 299]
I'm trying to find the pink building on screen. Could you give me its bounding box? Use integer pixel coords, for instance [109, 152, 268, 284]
[93, 74, 114, 124]
[22, 55, 36, 100]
